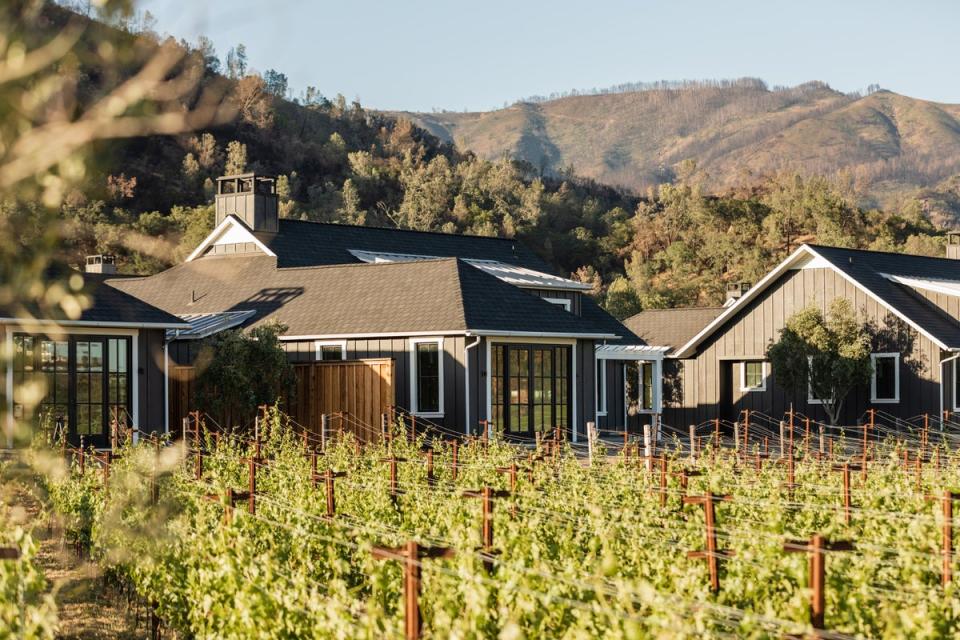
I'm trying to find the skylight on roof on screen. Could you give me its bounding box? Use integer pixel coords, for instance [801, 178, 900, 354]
[882, 273, 960, 297]
[348, 249, 592, 291]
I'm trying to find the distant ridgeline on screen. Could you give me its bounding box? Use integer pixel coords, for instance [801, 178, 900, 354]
[33, 4, 956, 313]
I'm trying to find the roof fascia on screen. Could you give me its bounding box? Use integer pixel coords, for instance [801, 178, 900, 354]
[673, 245, 816, 358]
[185, 215, 277, 262]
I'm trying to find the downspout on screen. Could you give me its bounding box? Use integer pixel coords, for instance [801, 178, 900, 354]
[464, 334, 481, 436]
[940, 351, 960, 431]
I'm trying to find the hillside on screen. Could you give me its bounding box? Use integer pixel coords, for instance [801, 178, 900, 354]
[9, 5, 949, 314]
[397, 81, 960, 223]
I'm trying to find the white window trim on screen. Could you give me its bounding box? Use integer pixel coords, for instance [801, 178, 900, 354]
[314, 340, 347, 361]
[807, 355, 826, 405]
[953, 359, 960, 412]
[595, 358, 607, 416]
[739, 361, 767, 392]
[543, 297, 572, 312]
[410, 337, 444, 418]
[870, 352, 900, 404]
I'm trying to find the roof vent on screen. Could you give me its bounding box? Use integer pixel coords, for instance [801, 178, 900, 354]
[724, 281, 751, 307]
[85, 254, 116, 274]
[948, 231, 960, 260]
[215, 173, 278, 234]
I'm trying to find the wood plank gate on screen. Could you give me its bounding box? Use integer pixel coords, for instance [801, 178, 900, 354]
[290, 359, 394, 443]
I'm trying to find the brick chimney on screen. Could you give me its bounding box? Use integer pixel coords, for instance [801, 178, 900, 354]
[948, 231, 960, 260]
[85, 254, 116, 274]
[215, 173, 278, 234]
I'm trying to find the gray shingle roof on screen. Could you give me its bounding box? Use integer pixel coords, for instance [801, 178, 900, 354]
[259, 219, 557, 272]
[112, 255, 620, 338]
[623, 307, 723, 352]
[808, 244, 960, 349]
[0, 270, 187, 328]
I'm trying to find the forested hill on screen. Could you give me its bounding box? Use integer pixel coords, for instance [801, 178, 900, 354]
[25, 4, 950, 317]
[397, 80, 960, 227]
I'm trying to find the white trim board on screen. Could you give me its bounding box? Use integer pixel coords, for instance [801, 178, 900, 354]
[185, 215, 277, 262]
[870, 352, 900, 404]
[739, 360, 768, 392]
[673, 245, 956, 358]
[314, 340, 347, 361]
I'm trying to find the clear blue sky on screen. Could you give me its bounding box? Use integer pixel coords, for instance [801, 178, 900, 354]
[139, 0, 960, 112]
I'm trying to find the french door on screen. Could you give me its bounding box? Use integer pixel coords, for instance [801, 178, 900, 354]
[12, 334, 131, 448]
[491, 344, 571, 437]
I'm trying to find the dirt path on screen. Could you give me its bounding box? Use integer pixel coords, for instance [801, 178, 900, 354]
[3, 460, 144, 639]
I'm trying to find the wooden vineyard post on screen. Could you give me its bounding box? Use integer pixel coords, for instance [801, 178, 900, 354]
[683, 493, 733, 592]
[323, 469, 346, 519]
[497, 463, 518, 493]
[371, 541, 455, 640]
[714, 418, 721, 449]
[804, 417, 811, 458]
[779, 421, 786, 459]
[659, 456, 669, 507]
[832, 463, 861, 525]
[742, 409, 750, 451]
[925, 490, 960, 588]
[643, 424, 653, 472]
[689, 425, 697, 461]
[464, 487, 510, 571]
[733, 422, 740, 456]
[783, 535, 855, 630]
[819, 424, 826, 460]
[450, 440, 459, 483]
[424, 448, 434, 484]
[383, 456, 407, 503]
[863, 409, 875, 481]
[321, 413, 329, 452]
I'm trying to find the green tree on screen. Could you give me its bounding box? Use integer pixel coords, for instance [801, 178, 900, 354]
[604, 276, 642, 320]
[766, 299, 872, 425]
[194, 322, 294, 427]
[225, 43, 247, 79]
[225, 141, 247, 175]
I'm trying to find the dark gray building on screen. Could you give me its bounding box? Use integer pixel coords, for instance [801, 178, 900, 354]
[1, 259, 188, 448]
[109, 173, 662, 441]
[625, 241, 960, 427]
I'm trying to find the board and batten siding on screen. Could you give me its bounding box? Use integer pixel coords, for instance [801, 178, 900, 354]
[283, 335, 484, 435]
[661, 266, 948, 427]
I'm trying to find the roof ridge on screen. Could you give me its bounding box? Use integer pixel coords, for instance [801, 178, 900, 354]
[806, 242, 951, 263]
[277, 218, 528, 246]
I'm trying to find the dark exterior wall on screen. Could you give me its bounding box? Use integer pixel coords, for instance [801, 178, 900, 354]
[661, 266, 948, 427]
[172, 332, 595, 438]
[138, 328, 168, 435]
[282, 335, 483, 435]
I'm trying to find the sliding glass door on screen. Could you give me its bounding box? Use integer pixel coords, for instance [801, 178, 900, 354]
[491, 344, 571, 437]
[12, 334, 131, 448]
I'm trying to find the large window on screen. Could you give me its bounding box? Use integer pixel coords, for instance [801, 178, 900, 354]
[491, 343, 571, 435]
[12, 334, 131, 443]
[625, 361, 657, 415]
[411, 338, 443, 416]
[315, 340, 346, 361]
[740, 361, 767, 392]
[870, 353, 899, 403]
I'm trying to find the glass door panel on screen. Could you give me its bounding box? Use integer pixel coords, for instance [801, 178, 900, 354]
[75, 339, 106, 438]
[492, 344, 571, 437]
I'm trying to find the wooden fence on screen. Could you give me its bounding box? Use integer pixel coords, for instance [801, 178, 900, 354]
[288, 359, 394, 443]
[169, 359, 394, 442]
